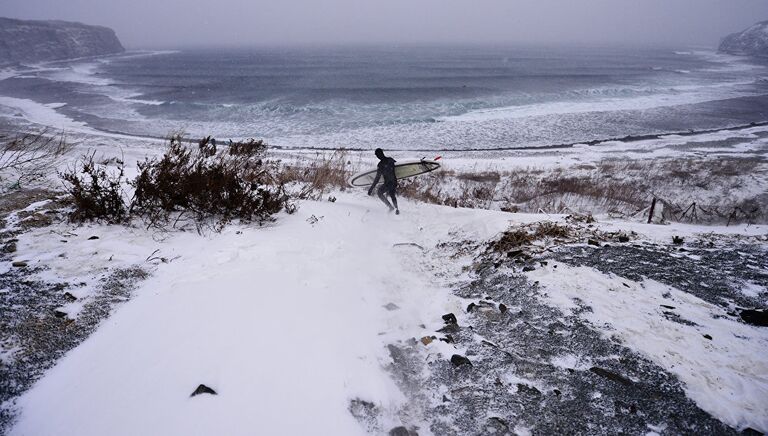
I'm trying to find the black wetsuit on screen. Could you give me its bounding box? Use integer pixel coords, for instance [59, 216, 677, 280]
[369, 157, 399, 211]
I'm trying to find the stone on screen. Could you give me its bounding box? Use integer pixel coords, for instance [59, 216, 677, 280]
[53, 309, 67, 319]
[587, 239, 600, 247]
[589, 367, 632, 386]
[1, 241, 17, 253]
[383, 302, 400, 311]
[703, 334, 713, 340]
[739, 309, 768, 327]
[516, 383, 541, 396]
[450, 354, 472, 367]
[190, 384, 217, 397]
[63, 292, 78, 302]
[618, 235, 630, 243]
[12, 261, 27, 268]
[499, 303, 508, 313]
[420, 336, 434, 346]
[522, 265, 535, 272]
[672, 236, 684, 245]
[88, 236, 100, 240]
[439, 335, 454, 344]
[441, 313, 457, 325]
[388, 426, 415, 436]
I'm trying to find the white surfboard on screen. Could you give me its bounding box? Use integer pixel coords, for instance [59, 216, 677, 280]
[348, 159, 441, 187]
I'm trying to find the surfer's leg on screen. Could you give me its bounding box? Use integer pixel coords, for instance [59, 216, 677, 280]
[388, 187, 399, 213]
[377, 184, 394, 210]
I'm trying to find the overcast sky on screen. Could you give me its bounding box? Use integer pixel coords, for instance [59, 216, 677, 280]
[2, 0, 767, 48]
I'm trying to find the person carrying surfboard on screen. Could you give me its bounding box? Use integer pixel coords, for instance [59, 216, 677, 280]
[368, 148, 400, 214]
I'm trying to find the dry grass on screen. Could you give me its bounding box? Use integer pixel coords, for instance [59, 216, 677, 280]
[277, 149, 352, 200]
[396, 155, 767, 224]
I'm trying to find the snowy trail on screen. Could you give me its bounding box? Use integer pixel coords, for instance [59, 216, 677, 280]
[8, 196, 510, 436]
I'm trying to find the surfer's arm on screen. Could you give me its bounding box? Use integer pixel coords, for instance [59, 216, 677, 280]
[368, 170, 381, 195]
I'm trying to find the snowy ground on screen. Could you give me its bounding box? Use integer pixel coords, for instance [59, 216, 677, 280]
[1, 186, 766, 435]
[0, 118, 766, 434]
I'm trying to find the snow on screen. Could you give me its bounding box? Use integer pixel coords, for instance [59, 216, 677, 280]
[7, 194, 512, 436]
[528, 263, 768, 433]
[3, 165, 767, 434]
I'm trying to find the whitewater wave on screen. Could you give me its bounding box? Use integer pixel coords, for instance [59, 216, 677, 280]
[440, 80, 757, 123]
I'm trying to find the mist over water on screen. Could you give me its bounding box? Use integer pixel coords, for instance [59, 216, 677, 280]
[1, 45, 768, 150]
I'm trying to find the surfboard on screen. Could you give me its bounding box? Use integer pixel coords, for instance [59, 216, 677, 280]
[349, 159, 441, 187]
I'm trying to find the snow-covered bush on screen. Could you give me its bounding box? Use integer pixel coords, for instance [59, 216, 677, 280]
[130, 137, 290, 230]
[60, 152, 128, 224]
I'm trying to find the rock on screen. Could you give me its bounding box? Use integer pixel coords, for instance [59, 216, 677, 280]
[516, 383, 541, 396]
[190, 384, 217, 397]
[63, 292, 78, 302]
[388, 426, 416, 436]
[660, 304, 676, 309]
[703, 334, 713, 340]
[53, 309, 67, 319]
[450, 354, 472, 367]
[522, 265, 535, 272]
[383, 302, 400, 311]
[738, 309, 768, 327]
[1, 241, 17, 253]
[0, 17, 124, 64]
[499, 303, 508, 313]
[486, 417, 509, 432]
[442, 313, 457, 325]
[439, 335, 454, 344]
[719, 21, 768, 57]
[88, 235, 100, 240]
[507, 249, 523, 258]
[467, 301, 495, 313]
[11, 261, 27, 268]
[617, 235, 630, 243]
[589, 367, 633, 386]
[587, 239, 600, 247]
[672, 236, 684, 245]
[420, 336, 434, 346]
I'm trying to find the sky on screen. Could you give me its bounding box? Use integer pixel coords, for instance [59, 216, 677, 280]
[2, 0, 768, 49]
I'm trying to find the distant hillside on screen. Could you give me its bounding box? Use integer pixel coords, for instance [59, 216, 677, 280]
[0, 17, 124, 64]
[719, 20, 768, 57]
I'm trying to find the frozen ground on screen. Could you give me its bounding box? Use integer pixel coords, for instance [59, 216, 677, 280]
[0, 186, 766, 435]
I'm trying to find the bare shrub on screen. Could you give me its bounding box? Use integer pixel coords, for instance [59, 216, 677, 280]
[0, 131, 73, 188]
[130, 137, 289, 230]
[60, 152, 128, 223]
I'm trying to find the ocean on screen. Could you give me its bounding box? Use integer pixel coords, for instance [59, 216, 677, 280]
[1, 45, 767, 150]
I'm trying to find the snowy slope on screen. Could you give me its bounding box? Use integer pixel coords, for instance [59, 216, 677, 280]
[5, 190, 768, 434]
[7, 195, 511, 436]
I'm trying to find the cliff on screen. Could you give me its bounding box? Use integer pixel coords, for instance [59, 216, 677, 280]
[0, 17, 124, 64]
[719, 20, 768, 57]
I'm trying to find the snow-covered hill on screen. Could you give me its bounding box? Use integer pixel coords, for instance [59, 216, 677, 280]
[720, 20, 768, 57]
[0, 17, 124, 65]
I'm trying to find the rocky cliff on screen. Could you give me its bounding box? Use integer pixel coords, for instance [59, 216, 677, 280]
[0, 17, 124, 64]
[719, 20, 768, 57]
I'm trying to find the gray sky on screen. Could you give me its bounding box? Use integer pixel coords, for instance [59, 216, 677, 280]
[2, 0, 767, 48]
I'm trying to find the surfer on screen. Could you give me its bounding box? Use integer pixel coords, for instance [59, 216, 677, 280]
[368, 148, 400, 214]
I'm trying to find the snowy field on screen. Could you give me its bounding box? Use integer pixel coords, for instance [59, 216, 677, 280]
[1, 184, 766, 434]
